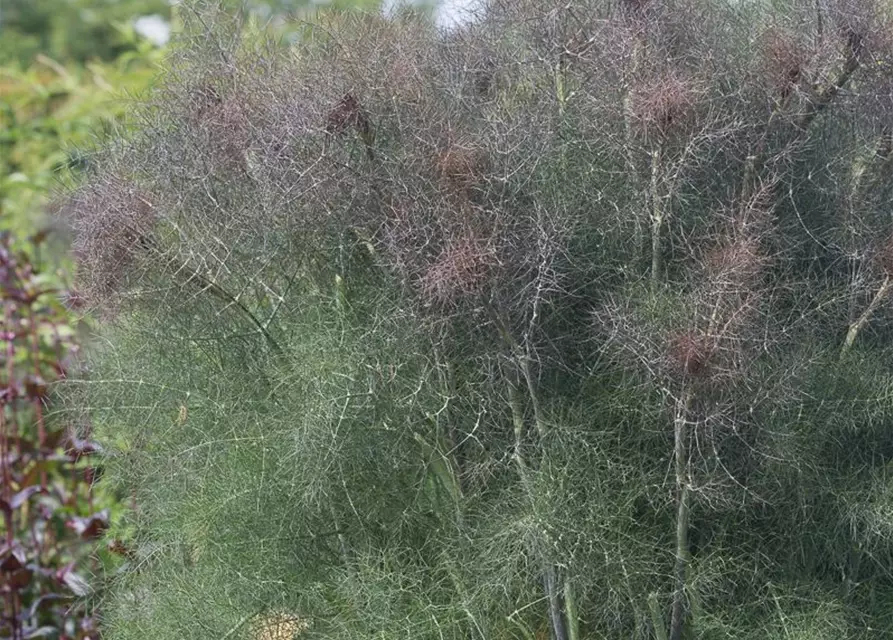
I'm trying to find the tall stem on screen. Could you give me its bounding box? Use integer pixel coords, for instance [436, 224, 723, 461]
[669, 390, 693, 640]
[564, 578, 580, 640]
[624, 28, 646, 270]
[555, 56, 567, 120]
[543, 563, 569, 640]
[506, 373, 568, 640]
[649, 592, 669, 640]
[841, 275, 891, 358]
[796, 53, 860, 132]
[650, 144, 665, 290]
[495, 302, 568, 640]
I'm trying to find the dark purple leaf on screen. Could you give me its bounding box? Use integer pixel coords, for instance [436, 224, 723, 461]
[0, 542, 27, 572]
[21, 462, 51, 488]
[66, 509, 109, 540]
[82, 467, 101, 485]
[4, 567, 34, 590]
[23, 375, 48, 401]
[30, 228, 51, 246]
[0, 486, 45, 514]
[79, 615, 98, 634]
[41, 429, 66, 451]
[106, 539, 132, 557]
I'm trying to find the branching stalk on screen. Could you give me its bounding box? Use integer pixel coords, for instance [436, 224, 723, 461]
[649, 592, 669, 640]
[797, 53, 860, 132]
[841, 275, 891, 358]
[139, 237, 285, 357]
[555, 56, 567, 119]
[623, 25, 647, 269]
[492, 302, 568, 640]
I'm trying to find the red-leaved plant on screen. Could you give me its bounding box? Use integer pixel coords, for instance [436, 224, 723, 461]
[0, 230, 107, 640]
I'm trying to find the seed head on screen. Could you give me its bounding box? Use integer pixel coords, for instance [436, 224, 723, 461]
[667, 330, 712, 379]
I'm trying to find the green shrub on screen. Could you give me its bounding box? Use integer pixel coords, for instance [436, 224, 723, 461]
[61, 2, 893, 639]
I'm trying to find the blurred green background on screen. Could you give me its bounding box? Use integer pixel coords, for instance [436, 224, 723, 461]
[0, 0, 172, 65]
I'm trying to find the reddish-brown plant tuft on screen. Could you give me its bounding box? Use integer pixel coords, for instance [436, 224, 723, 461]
[323, 94, 375, 159]
[702, 235, 764, 292]
[419, 233, 495, 305]
[435, 143, 489, 198]
[621, 0, 653, 18]
[187, 82, 223, 124]
[830, 0, 891, 63]
[758, 27, 811, 103]
[325, 94, 369, 136]
[194, 92, 252, 176]
[667, 329, 712, 379]
[629, 71, 700, 139]
[60, 177, 157, 309]
[703, 182, 773, 289]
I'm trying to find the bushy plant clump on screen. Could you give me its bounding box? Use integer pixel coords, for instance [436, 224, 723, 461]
[62, 1, 893, 638]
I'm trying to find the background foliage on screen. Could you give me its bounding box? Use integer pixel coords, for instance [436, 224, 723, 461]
[0, 0, 171, 65]
[0, 42, 163, 238]
[0, 228, 107, 640]
[1, 6, 164, 640]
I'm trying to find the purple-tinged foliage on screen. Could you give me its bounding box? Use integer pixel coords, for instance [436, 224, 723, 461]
[0, 232, 104, 640]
